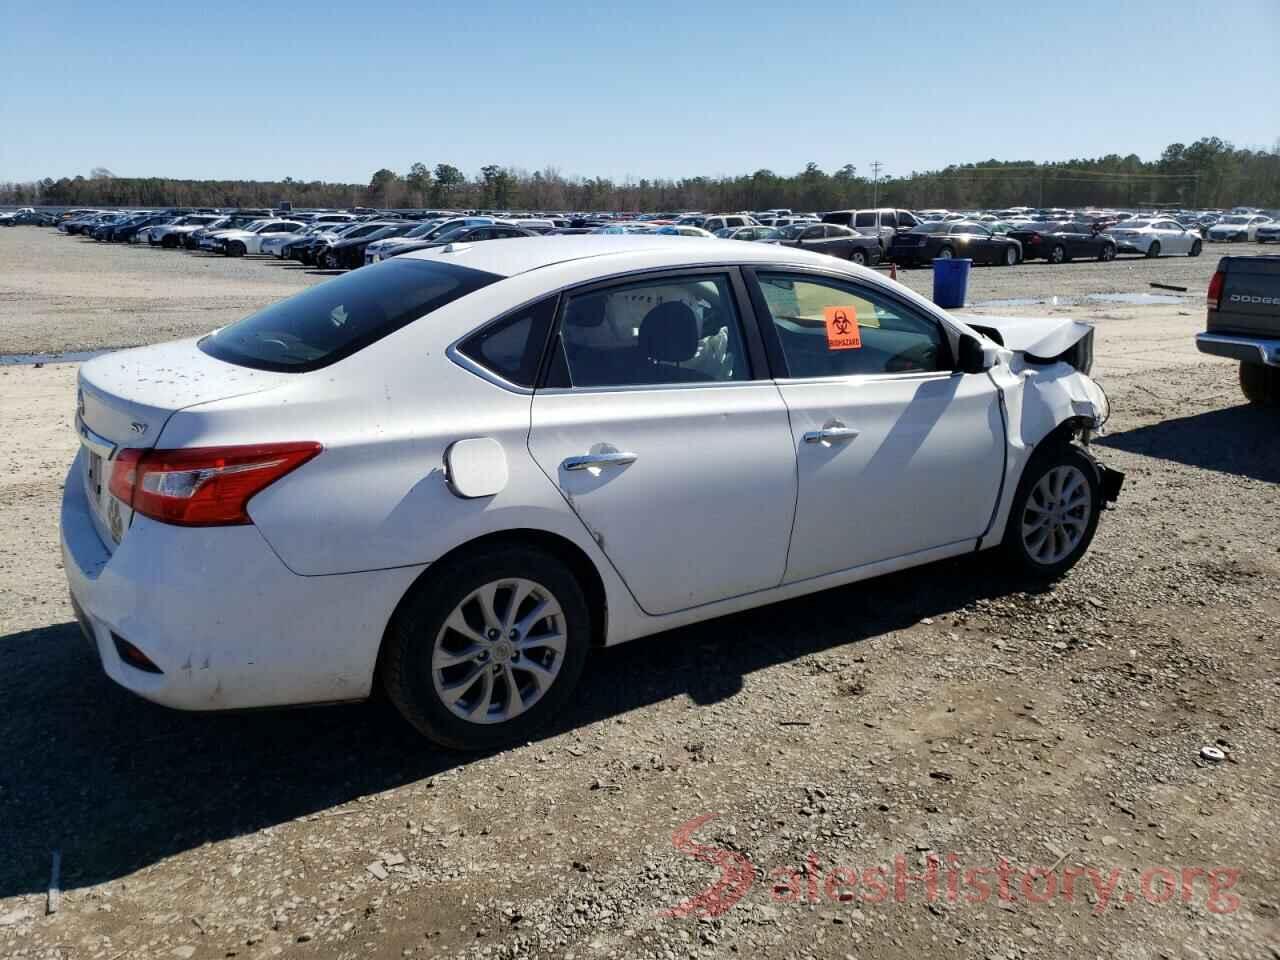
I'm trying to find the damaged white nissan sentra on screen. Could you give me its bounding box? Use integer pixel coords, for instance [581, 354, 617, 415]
[62, 236, 1122, 749]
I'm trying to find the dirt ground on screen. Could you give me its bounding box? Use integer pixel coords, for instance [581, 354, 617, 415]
[1, 228, 1277, 960]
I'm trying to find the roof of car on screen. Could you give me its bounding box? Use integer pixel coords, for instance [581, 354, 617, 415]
[399, 234, 825, 278]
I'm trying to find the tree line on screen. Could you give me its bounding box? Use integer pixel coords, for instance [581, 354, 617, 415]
[3, 137, 1276, 212]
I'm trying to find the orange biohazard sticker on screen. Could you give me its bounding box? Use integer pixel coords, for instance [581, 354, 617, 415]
[823, 306, 861, 350]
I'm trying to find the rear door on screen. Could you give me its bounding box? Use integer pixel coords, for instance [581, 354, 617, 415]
[528, 269, 797, 615]
[745, 269, 1004, 581]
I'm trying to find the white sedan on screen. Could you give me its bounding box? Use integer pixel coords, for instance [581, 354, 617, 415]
[209, 219, 306, 256]
[62, 237, 1122, 750]
[1207, 215, 1272, 243]
[1106, 218, 1203, 257]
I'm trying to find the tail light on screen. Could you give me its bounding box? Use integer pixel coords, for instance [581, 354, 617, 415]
[1207, 270, 1224, 311]
[1029, 233, 1041, 244]
[110, 442, 321, 526]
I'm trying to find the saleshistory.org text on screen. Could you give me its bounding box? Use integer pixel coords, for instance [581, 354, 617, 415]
[659, 814, 1243, 920]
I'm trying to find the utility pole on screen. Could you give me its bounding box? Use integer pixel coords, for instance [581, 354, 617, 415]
[870, 161, 883, 207]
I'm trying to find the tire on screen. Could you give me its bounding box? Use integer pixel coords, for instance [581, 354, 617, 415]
[1099, 243, 1116, 262]
[1189, 240, 1202, 257]
[226, 240, 245, 257]
[1001, 444, 1102, 580]
[936, 246, 954, 260]
[380, 544, 591, 750]
[1000, 245, 1018, 266]
[849, 248, 867, 266]
[161, 234, 178, 249]
[1145, 240, 1160, 258]
[1239, 362, 1280, 407]
[1049, 244, 1066, 264]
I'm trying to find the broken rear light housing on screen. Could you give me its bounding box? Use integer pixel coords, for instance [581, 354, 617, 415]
[109, 442, 321, 526]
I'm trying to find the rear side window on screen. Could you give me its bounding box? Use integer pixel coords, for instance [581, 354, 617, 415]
[854, 212, 877, 227]
[199, 258, 502, 372]
[457, 297, 557, 387]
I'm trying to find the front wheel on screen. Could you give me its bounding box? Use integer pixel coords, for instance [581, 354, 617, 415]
[381, 545, 591, 750]
[161, 235, 178, 249]
[1099, 243, 1116, 262]
[1000, 245, 1018, 266]
[226, 241, 246, 257]
[1002, 445, 1101, 579]
[1189, 240, 1202, 257]
[1145, 241, 1161, 258]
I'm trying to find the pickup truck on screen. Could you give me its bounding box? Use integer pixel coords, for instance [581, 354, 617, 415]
[1196, 256, 1280, 406]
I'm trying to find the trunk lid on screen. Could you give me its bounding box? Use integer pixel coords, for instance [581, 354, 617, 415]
[76, 337, 294, 551]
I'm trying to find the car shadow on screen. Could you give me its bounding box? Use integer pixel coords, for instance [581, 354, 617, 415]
[1096, 403, 1279, 484]
[0, 554, 1045, 898]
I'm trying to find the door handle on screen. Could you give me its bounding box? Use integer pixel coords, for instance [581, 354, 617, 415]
[562, 451, 638, 471]
[802, 426, 860, 444]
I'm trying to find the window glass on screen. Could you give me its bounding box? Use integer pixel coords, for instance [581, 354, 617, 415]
[458, 297, 556, 387]
[802, 226, 825, 240]
[556, 275, 750, 387]
[853, 212, 877, 227]
[881, 212, 898, 227]
[756, 273, 950, 378]
[199, 258, 501, 372]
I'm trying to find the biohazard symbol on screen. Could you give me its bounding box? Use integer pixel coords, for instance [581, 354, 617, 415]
[823, 306, 861, 350]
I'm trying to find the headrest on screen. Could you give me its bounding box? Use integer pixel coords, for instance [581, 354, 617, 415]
[640, 301, 699, 363]
[565, 295, 606, 328]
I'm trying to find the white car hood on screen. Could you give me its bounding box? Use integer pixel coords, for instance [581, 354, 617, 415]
[954, 315, 1092, 357]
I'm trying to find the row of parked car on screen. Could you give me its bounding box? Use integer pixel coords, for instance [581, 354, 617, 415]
[40, 203, 1280, 276]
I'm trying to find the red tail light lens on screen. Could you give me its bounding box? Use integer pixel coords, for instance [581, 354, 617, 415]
[1207, 270, 1224, 310]
[1029, 233, 1041, 244]
[109, 442, 321, 526]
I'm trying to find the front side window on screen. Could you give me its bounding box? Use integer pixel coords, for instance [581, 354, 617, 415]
[756, 273, 951, 378]
[551, 274, 750, 388]
[199, 258, 501, 372]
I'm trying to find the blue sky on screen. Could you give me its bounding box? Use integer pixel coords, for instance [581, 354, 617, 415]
[1, 0, 1274, 184]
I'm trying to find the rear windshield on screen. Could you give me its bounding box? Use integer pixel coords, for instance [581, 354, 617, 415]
[198, 258, 502, 372]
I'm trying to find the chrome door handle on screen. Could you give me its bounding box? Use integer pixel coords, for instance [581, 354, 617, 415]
[562, 451, 638, 471]
[802, 427, 860, 444]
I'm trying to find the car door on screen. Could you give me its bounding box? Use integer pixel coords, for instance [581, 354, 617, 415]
[745, 269, 1005, 581]
[528, 269, 798, 615]
[1155, 220, 1184, 254]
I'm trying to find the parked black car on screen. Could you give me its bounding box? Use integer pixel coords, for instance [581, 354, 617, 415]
[318, 223, 421, 269]
[1007, 221, 1116, 263]
[887, 221, 1021, 267]
[103, 213, 173, 243]
[292, 221, 395, 265]
[383, 224, 538, 259]
[773, 223, 882, 266]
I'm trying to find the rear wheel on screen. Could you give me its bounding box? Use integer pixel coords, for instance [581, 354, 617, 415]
[1001, 245, 1017, 266]
[1189, 239, 1202, 257]
[936, 246, 954, 260]
[226, 240, 246, 257]
[161, 234, 178, 249]
[1049, 244, 1066, 264]
[1099, 243, 1116, 262]
[849, 248, 867, 266]
[1240, 362, 1280, 407]
[380, 545, 591, 750]
[1145, 240, 1161, 258]
[1002, 444, 1101, 579]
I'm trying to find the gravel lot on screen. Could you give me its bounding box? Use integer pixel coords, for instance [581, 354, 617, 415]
[1, 228, 1277, 960]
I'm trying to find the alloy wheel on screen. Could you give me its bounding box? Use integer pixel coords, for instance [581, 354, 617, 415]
[1021, 465, 1091, 565]
[431, 578, 566, 725]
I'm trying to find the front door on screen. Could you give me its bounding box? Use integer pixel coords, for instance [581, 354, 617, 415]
[528, 270, 797, 615]
[746, 270, 1005, 582]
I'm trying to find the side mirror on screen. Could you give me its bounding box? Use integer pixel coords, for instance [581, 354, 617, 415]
[957, 333, 994, 374]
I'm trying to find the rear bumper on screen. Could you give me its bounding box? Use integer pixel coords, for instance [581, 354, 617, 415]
[60, 452, 422, 711]
[1195, 332, 1280, 367]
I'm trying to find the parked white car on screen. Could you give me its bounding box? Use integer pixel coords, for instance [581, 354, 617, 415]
[1107, 218, 1203, 257]
[1207, 215, 1272, 243]
[62, 236, 1121, 749]
[206, 219, 305, 256]
[260, 223, 333, 258]
[142, 215, 222, 248]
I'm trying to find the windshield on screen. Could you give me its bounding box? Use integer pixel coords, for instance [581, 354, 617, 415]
[198, 259, 502, 372]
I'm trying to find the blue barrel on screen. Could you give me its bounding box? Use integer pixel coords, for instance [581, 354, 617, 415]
[932, 257, 971, 308]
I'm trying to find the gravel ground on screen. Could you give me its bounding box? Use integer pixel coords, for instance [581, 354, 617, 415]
[0, 227, 1277, 960]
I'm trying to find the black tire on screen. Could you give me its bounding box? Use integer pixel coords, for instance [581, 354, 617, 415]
[1099, 243, 1116, 262]
[1239, 362, 1280, 407]
[226, 240, 245, 257]
[1189, 240, 1202, 257]
[1145, 240, 1160, 258]
[1049, 244, 1066, 264]
[380, 544, 592, 750]
[849, 248, 867, 266]
[161, 234, 178, 249]
[936, 246, 954, 260]
[1001, 444, 1102, 580]
[1000, 244, 1018, 266]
